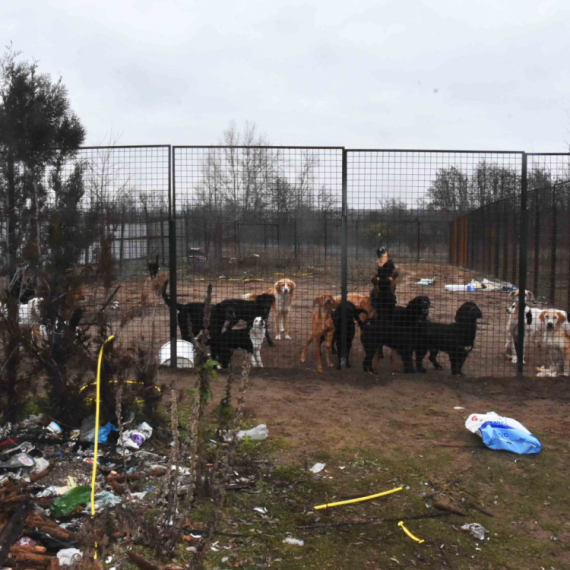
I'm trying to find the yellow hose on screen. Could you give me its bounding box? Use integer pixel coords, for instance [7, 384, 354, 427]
[398, 521, 425, 544]
[314, 486, 403, 510]
[90, 335, 115, 559]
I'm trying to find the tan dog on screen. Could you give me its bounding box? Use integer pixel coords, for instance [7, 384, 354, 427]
[300, 293, 335, 372]
[244, 278, 296, 340]
[539, 309, 570, 376]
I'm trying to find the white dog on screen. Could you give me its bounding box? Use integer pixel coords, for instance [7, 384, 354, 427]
[505, 301, 544, 364]
[250, 317, 266, 367]
[538, 309, 570, 376]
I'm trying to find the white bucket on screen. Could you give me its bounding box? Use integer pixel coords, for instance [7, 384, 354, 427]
[158, 340, 194, 368]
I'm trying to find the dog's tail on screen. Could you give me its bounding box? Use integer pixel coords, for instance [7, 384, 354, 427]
[161, 279, 185, 311]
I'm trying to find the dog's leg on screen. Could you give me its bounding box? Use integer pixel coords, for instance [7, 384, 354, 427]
[275, 312, 282, 340]
[415, 350, 427, 373]
[300, 335, 314, 364]
[314, 335, 323, 372]
[325, 331, 334, 368]
[284, 309, 292, 340]
[428, 350, 443, 370]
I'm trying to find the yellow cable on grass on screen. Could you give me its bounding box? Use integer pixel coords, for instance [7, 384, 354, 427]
[90, 335, 115, 559]
[398, 521, 425, 544]
[314, 486, 402, 510]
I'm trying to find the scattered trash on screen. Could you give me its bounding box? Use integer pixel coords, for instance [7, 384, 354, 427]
[57, 548, 83, 566]
[398, 521, 425, 544]
[31, 457, 50, 474]
[536, 366, 558, 378]
[50, 486, 92, 517]
[454, 406, 465, 410]
[283, 537, 304, 546]
[80, 417, 118, 443]
[461, 522, 489, 540]
[445, 279, 511, 292]
[158, 340, 195, 367]
[0, 452, 36, 470]
[46, 421, 63, 435]
[465, 412, 541, 455]
[91, 491, 122, 510]
[119, 422, 153, 450]
[237, 424, 268, 441]
[253, 507, 268, 514]
[309, 462, 326, 474]
[415, 277, 436, 286]
[37, 485, 71, 498]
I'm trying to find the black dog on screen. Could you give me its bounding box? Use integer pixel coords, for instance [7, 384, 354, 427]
[360, 295, 431, 373]
[216, 329, 253, 368]
[216, 294, 276, 346]
[148, 254, 159, 280]
[376, 246, 398, 280]
[329, 301, 368, 369]
[415, 301, 483, 376]
[162, 281, 237, 343]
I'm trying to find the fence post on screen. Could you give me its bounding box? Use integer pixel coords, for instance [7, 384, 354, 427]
[533, 191, 540, 296]
[340, 149, 348, 368]
[169, 146, 177, 369]
[550, 186, 557, 306]
[516, 153, 528, 379]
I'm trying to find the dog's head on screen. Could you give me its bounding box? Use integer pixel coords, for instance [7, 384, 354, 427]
[256, 293, 276, 310]
[509, 289, 535, 304]
[406, 295, 431, 321]
[252, 316, 265, 329]
[455, 301, 483, 323]
[276, 278, 295, 295]
[539, 309, 567, 332]
[219, 303, 239, 334]
[313, 293, 335, 313]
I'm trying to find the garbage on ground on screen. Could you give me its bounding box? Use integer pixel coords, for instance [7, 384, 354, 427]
[50, 485, 92, 517]
[37, 485, 71, 497]
[237, 424, 268, 441]
[465, 412, 541, 455]
[80, 416, 118, 444]
[46, 421, 63, 435]
[398, 521, 425, 544]
[454, 406, 465, 410]
[445, 279, 514, 292]
[31, 457, 50, 474]
[283, 537, 304, 546]
[119, 422, 153, 450]
[309, 462, 326, 474]
[253, 506, 268, 514]
[536, 366, 558, 378]
[461, 522, 489, 540]
[90, 491, 122, 510]
[0, 452, 36, 470]
[57, 548, 83, 566]
[415, 277, 436, 286]
[158, 340, 195, 367]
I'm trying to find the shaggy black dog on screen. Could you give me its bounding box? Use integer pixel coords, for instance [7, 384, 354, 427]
[162, 281, 237, 342]
[329, 301, 368, 369]
[415, 301, 483, 376]
[216, 294, 276, 346]
[360, 295, 431, 373]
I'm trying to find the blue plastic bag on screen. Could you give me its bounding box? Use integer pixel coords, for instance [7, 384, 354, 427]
[98, 422, 118, 443]
[465, 412, 541, 455]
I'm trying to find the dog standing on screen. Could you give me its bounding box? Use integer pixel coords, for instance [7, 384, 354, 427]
[300, 293, 335, 372]
[244, 278, 296, 341]
[505, 301, 544, 364]
[539, 309, 570, 376]
[250, 316, 266, 367]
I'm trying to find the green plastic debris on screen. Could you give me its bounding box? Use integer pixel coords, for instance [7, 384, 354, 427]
[50, 486, 91, 517]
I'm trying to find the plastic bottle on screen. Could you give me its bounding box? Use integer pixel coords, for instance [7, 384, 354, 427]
[50, 486, 92, 517]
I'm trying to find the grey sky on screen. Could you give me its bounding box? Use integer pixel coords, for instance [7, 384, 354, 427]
[2, 0, 570, 151]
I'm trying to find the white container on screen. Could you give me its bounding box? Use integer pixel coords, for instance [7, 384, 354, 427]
[158, 340, 194, 368]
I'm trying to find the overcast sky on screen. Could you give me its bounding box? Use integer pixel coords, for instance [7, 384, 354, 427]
[2, 0, 570, 152]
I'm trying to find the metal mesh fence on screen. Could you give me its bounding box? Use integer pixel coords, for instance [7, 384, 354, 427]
[172, 146, 343, 369]
[3, 145, 569, 378]
[347, 150, 524, 377]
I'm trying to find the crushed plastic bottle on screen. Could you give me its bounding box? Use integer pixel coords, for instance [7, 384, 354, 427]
[50, 486, 91, 518]
[0, 452, 36, 470]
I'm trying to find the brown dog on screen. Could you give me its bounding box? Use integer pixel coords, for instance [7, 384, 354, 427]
[300, 293, 335, 372]
[244, 278, 296, 340]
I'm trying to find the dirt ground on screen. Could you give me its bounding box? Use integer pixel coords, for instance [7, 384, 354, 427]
[159, 364, 570, 569]
[110, 261, 538, 378]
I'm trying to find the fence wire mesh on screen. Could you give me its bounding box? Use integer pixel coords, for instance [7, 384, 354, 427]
[2, 145, 569, 378]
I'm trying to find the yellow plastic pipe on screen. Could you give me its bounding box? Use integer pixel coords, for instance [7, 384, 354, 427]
[90, 335, 115, 559]
[314, 486, 403, 510]
[398, 521, 425, 544]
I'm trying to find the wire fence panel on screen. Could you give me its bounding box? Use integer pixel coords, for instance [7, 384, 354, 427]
[0, 145, 172, 355]
[172, 146, 344, 369]
[346, 150, 524, 377]
[526, 154, 570, 312]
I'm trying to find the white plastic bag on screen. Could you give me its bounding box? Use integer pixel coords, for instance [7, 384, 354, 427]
[119, 422, 153, 450]
[237, 424, 268, 441]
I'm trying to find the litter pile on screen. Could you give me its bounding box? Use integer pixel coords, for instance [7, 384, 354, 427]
[0, 414, 206, 569]
[444, 279, 515, 292]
